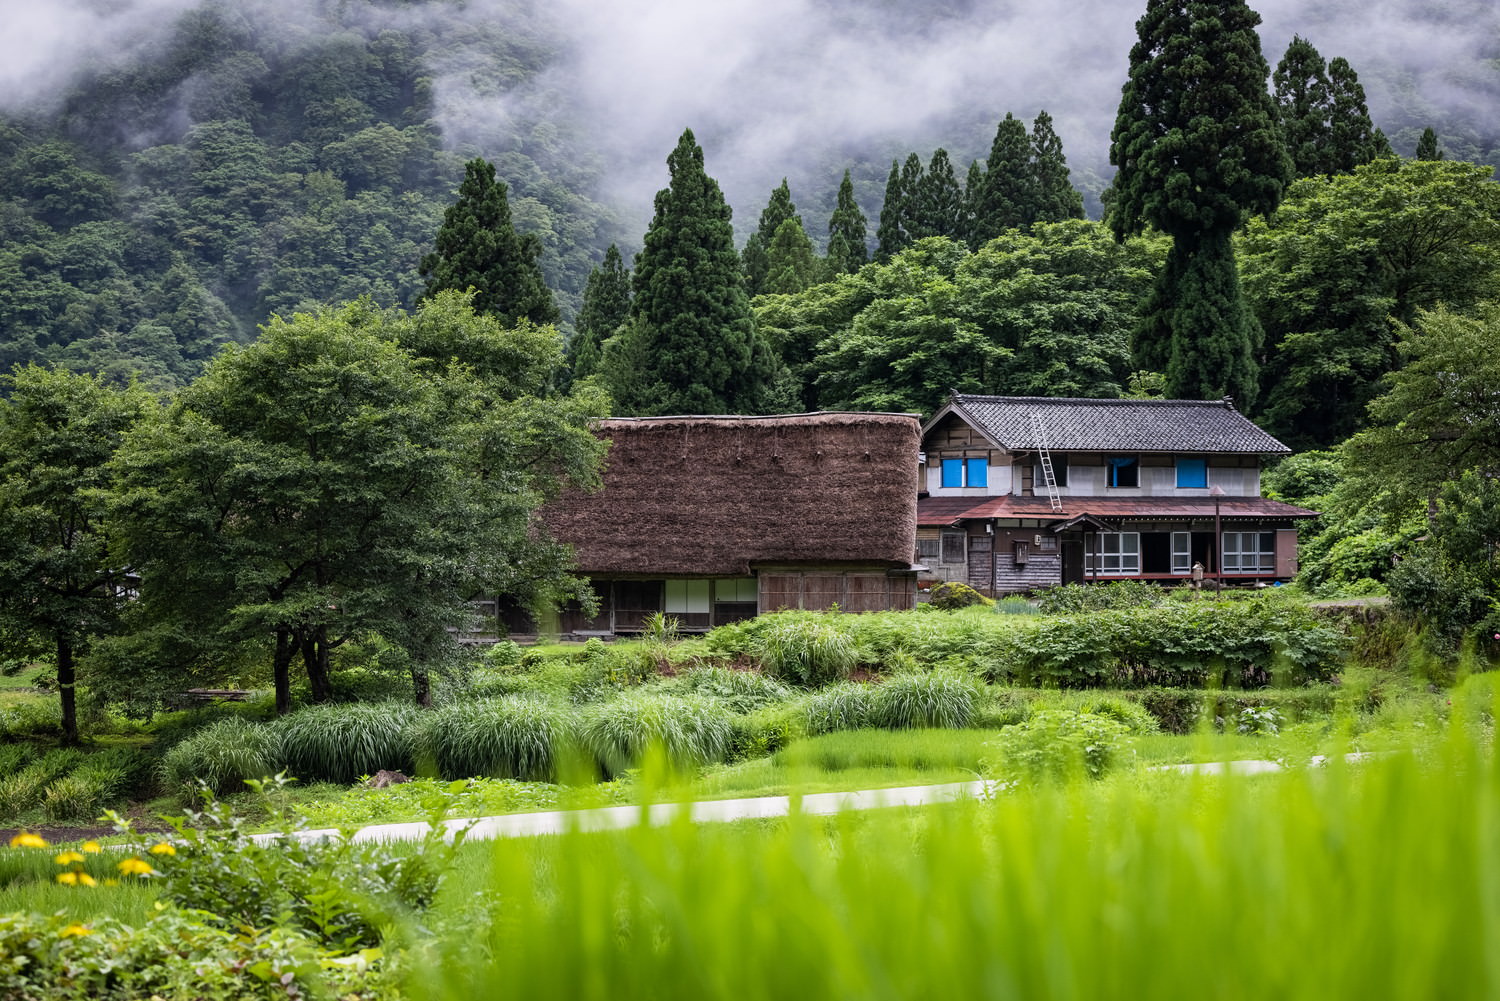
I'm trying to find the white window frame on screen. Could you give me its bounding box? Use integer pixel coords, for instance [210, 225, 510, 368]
[1171, 532, 1193, 574]
[1085, 532, 1140, 575]
[1222, 531, 1276, 574]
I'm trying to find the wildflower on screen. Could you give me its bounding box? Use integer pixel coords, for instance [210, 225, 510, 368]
[9, 832, 47, 849]
[56, 872, 78, 886]
[148, 842, 176, 856]
[76, 873, 97, 887]
[55, 851, 84, 866]
[81, 841, 102, 853]
[59, 923, 92, 938]
[116, 857, 154, 877]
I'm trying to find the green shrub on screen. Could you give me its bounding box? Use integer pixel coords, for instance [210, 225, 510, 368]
[40, 748, 147, 822]
[485, 640, 524, 669]
[759, 615, 859, 686]
[804, 682, 882, 736]
[1034, 580, 1166, 613]
[418, 697, 578, 781]
[578, 693, 733, 775]
[928, 581, 993, 611]
[876, 670, 979, 729]
[0, 749, 84, 816]
[727, 702, 808, 762]
[970, 689, 1036, 729]
[1138, 688, 1205, 734]
[666, 666, 795, 713]
[273, 701, 420, 784]
[158, 717, 283, 796]
[1071, 695, 1160, 735]
[988, 710, 1133, 784]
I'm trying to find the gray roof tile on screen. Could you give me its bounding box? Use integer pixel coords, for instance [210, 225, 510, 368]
[946, 394, 1290, 454]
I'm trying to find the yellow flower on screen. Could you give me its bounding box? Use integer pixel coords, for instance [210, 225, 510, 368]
[59, 922, 92, 938]
[56, 872, 78, 886]
[148, 842, 176, 856]
[9, 832, 47, 849]
[116, 857, 154, 877]
[77, 872, 97, 887]
[81, 841, 102, 853]
[55, 851, 84, 866]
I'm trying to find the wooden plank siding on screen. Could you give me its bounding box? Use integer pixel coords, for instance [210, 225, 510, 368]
[760, 571, 916, 613]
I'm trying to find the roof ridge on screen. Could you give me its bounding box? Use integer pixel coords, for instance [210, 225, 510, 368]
[953, 394, 1233, 408]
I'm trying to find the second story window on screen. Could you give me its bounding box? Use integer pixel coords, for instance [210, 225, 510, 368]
[940, 457, 987, 488]
[1106, 456, 1139, 488]
[1175, 458, 1208, 488]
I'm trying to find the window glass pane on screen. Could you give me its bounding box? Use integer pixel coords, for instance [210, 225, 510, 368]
[965, 458, 987, 488]
[941, 459, 963, 488]
[665, 579, 686, 612]
[1176, 458, 1207, 489]
[1171, 532, 1192, 572]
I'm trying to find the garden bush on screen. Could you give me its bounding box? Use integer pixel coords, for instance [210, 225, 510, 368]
[664, 665, 795, 713]
[274, 701, 420, 784]
[578, 693, 733, 776]
[158, 717, 283, 796]
[875, 670, 980, 729]
[727, 702, 808, 762]
[928, 581, 993, 611]
[418, 697, 577, 781]
[1034, 580, 1168, 613]
[988, 710, 1133, 783]
[804, 682, 883, 736]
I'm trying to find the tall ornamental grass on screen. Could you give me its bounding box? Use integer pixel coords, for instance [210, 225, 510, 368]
[758, 615, 859, 686]
[273, 701, 420, 784]
[875, 669, 979, 729]
[418, 697, 577, 782]
[578, 693, 733, 775]
[412, 722, 1500, 1001]
[158, 717, 282, 796]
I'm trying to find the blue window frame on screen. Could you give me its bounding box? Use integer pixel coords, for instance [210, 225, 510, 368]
[940, 458, 988, 488]
[1176, 458, 1208, 489]
[1107, 456, 1138, 488]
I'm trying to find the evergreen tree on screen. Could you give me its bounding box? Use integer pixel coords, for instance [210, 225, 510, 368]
[1109, 0, 1291, 405]
[1273, 35, 1334, 177]
[825, 169, 869, 276]
[875, 159, 907, 262]
[897, 153, 927, 239]
[742, 179, 799, 297]
[570, 243, 631, 382]
[961, 160, 985, 247]
[763, 217, 822, 295]
[1327, 56, 1385, 172]
[1416, 127, 1443, 160]
[1030, 111, 1085, 224]
[419, 158, 557, 326]
[917, 148, 964, 240]
[624, 128, 775, 415]
[973, 113, 1034, 246]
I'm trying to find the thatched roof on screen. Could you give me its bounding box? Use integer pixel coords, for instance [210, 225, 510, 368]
[544, 413, 920, 576]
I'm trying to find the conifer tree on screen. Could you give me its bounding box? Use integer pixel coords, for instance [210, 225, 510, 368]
[742, 179, 799, 297]
[569, 244, 631, 382]
[972, 113, 1034, 245]
[897, 153, 926, 239]
[763, 217, 822, 295]
[961, 160, 985, 247]
[420, 158, 557, 326]
[1109, 0, 1291, 405]
[1273, 35, 1334, 178]
[826, 169, 869, 276]
[1326, 56, 1385, 171]
[875, 159, 907, 262]
[917, 148, 964, 240]
[1030, 111, 1085, 224]
[624, 128, 774, 415]
[1416, 127, 1443, 161]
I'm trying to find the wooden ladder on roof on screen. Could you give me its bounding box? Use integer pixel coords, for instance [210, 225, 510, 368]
[1029, 413, 1063, 512]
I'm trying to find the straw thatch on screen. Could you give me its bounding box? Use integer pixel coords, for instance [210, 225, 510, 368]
[543, 413, 920, 576]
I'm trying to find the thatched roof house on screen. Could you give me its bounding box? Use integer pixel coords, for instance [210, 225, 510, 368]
[540, 412, 920, 634]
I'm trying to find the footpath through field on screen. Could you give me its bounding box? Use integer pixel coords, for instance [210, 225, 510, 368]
[251, 754, 1374, 847]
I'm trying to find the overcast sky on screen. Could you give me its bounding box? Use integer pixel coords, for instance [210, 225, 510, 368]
[3, 0, 1494, 227]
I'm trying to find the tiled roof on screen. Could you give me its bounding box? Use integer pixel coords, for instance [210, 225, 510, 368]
[917, 494, 1318, 527]
[942, 395, 1290, 454]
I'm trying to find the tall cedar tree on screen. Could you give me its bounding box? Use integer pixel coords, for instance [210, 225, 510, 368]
[1416, 127, 1443, 160]
[875, 159, 906, 261]
[420, 158, 558, 326]
[826, 169, 869, 275]
[917, 149, 965, 240]
[973, 113, 1035, 246]
[742, 180, 799, 297]
[1109, 0, 1291, 406]
[1030, 111, 1086, 224]
[570, 244, 632, 382]
[961, 160, 984, 245]
[763, 217, 822, 295]
[1327, 57, 1389, 171]
[629, 128, 774, 415]
[897, 154, 926, 239]
[1273, 36, 1334, 177]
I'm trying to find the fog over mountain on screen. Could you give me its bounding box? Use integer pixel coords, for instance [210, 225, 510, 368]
[4, 0, 1496, 230]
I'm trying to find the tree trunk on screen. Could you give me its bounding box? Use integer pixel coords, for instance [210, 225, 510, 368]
[301, 627, 334, 703]
[57, 634, 78, 745]
[273, 629, 295, 716]
[411, 664, 432, 708]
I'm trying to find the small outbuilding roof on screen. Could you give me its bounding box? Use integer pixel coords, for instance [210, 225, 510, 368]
[928, 394, 1291, 455]
[543, 412, 920, 576]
